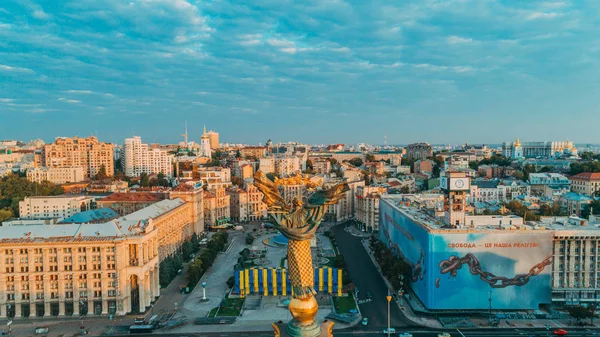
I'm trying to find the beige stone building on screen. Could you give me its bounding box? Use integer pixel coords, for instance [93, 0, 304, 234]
[122, 136, 174, 178]
[570, 172, 600, 197]
[197, 167, 231, 190]
[206, 130, 219, 150]
[229, 184, 267, 222]
[41, 137, 114, 179]
[27, 167, 85, 185]
[203, 188, 231, 227]
[280, 184, 306, 204]
[240, 146, 267, 159]
[19, 196, 94, 220]
[313, 160, 331, 174]
[325, 179, 365, 222]
[355, 185, 387, 231]
[0, 199, 194, 318]
[97, 193, 169, 216]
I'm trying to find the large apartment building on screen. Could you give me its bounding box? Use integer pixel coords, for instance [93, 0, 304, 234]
[19, 196, 94, 220]
[41, 137, 114, 179]
[26, 167, 85, 185]
[122, 136, 173, 178]
[0, 199, 194, 318]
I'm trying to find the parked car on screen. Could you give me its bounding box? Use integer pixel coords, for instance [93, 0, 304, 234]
[438, 333, 451, 337]
[399, 333, 413, 337]
[35, 327, 49, 335]
[383, 328, 396, 334]
[361, 317, 369, 326]
[553, 329, 568, 336]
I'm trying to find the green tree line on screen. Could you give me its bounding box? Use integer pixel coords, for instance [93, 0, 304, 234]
[0, 173, 64, 223]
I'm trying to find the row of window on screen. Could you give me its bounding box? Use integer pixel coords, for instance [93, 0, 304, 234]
[6, 290, 116, 301]
[4, 247, 115, 255]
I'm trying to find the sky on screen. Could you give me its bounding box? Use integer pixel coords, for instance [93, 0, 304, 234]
[1, 0, 600, 145]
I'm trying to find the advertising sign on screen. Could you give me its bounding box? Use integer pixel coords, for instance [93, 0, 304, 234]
[379, 199, 552, 310]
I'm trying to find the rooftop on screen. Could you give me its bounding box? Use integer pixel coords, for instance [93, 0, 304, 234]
[570, 172, 600, 181]
[59, 208, 119, 224]
[0, 198, 186, 243]
[98, 192, 167, 203]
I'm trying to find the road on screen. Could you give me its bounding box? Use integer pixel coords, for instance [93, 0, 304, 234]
[106, 327, 600, 337]
[332, 224, 414, 328]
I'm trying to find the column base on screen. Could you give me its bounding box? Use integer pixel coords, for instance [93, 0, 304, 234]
[273, 320, 334, 337]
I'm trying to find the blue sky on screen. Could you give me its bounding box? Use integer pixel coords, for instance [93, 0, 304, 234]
[1, 0, 599, 145]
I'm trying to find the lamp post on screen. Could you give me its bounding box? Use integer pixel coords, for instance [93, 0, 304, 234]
[386, 295, 392, 337]
[202, 282, 207, 302]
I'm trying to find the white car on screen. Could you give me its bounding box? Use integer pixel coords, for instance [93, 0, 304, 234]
[384, 328, 397, 334]
[399, 333, 413, 337]
[438, 333, 451, 337]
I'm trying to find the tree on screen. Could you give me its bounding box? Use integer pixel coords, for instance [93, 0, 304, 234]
[139, 173, 150, 187]
[186, 258, 204, 287]
[348, 157, 363, 167]
[231, 176, 243, 187]
[156, 172, 169, 187]
[95, 164, 109, 181]
[568, 305, 593, 323]
[0, 208, 14, 224]
[305, 159, 314, 171]
[571, 161, 600, 175]
[582, 200, 600, 219]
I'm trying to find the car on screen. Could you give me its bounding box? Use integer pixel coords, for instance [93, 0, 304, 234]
[399, 333, 413, 337]
[35, 327, 49, 335]
[366, 292, 373, 299]
[361, 318, 369, 326]
[553, 329, 568, 335]
[438, 333, 451, 337]
[383, 328, 396, 334]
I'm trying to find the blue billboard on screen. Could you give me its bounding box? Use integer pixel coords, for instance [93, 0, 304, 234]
[379, 199, 553, 310]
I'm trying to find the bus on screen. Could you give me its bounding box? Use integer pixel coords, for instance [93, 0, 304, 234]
[129, 325, 154, 334]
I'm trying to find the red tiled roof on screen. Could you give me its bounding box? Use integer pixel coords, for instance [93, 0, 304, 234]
[98, 192, 167, 203]
[173, 183, 195, 191]
[203, 191, 216, 198]
[570, 172, 600, 181]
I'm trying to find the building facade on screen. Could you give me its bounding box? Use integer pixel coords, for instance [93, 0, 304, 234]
[502, 138, 578, 159]
[199, 127, 211, 159]
[27, 167, 85, 185]
[203, 188, 231, 227]
[228, 184, 267, 222]
[0, 199, 194, 318]
[206, 130, 219, 150]
[404, 143, 433, 160]
[19, 196, 94, 220]
[41, 137, 114, 179]
[96, 193, 169, 216]
[355, 185, 387, 231]
[528, 173, 571, 195]
[569, 172, 600, 197]
[122, 136, 173, 178]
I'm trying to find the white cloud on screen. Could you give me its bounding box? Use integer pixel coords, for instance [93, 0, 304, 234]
[331, 47, 351, 53]
[447, 36, 473, 44]
[0, 98, 14, 103]
[0, 64, 34, 73]
[66, 90, 94, 94]
[58, 98, 81, 104]
[267, 38, 295, 48]
[32, 10, 49, 20]
[281, 47, 297, 54]
[527, 12, 561, 20]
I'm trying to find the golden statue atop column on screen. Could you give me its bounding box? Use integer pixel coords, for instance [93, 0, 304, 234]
[254, 171, 348, 337]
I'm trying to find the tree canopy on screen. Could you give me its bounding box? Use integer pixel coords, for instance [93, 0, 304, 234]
[570, 161, 600, 175]
[0, 173, 64, 218]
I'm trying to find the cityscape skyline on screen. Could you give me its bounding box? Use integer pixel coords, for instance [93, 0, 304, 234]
[3, 1, 600, 144]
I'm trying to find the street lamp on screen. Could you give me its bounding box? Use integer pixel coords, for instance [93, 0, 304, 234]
[201, 282, 208, 302]
[386, 294, 392, 337]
